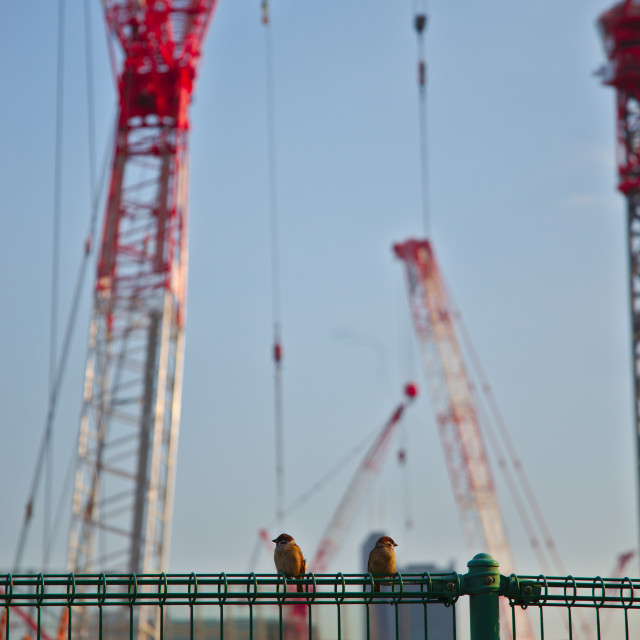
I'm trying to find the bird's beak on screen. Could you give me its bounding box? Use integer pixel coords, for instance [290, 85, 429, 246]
[272, 538, 277, 543]
[394, 543, 398, 547]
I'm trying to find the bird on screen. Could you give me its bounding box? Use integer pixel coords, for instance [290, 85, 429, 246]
[367, 536, 398, 592]
[272, 533, 307, 593]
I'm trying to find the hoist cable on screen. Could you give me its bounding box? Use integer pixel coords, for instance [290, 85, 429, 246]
[15, 119, 113, 571]
[44, 0, 66, 570]
[262, 1, 285, 529]
[42, 0, 107, 566]
[446, 279, 590, 638]
[414, 9, 430, 238]
[84, 0, 97, 202]
[14, 27, 113, 572]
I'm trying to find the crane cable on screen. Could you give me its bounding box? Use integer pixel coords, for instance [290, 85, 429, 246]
[44, 0, 66, 571]
[448, 283, 591, 639]
[395, 0, 430, 537]
[262, 0, 285, 530]
[14, 0, 107, 572]
[413, 0, 430, 238]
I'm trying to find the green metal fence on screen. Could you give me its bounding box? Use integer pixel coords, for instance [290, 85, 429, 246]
[2, 553, 640, 640]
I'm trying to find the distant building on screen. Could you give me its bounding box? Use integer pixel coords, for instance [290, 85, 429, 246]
[362, 532, 455, 640]
[165, 615, 295, 640]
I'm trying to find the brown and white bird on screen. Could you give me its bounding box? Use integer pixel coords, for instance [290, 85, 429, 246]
[367, 536, 398, 592]
[272, 533, 307, 593]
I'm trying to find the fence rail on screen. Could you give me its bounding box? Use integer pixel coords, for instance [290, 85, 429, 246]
[1, 571, 461, 607]
[1, 553, 639, 639]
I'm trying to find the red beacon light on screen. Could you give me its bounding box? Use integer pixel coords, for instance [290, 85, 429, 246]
[404, 382, 418, 400]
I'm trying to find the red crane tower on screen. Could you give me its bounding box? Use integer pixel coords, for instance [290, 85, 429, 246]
[65, 2, 218, 638]
[598, 0, 640, 554]
[394, 239, 533, 640]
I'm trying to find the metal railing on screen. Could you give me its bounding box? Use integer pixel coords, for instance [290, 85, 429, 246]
[2, 553, 640, 640]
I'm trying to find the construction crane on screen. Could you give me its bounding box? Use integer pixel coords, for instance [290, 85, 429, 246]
[250, 384, 417, 576]
[394, 239, 533, 640]
[63, 2, 218, 639]
[255, 384, 418, 568]
[597, 0, 640, 556]
[309, 382, 418, 574]
[282, 384, 417, 640]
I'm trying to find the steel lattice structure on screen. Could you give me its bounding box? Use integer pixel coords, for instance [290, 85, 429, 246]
[394, 238, 532, 640]
[67, 2, 218, 639]
[598, 0, 640, 555]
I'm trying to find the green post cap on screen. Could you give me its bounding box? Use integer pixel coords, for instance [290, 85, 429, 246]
[467, 553, 499, 569]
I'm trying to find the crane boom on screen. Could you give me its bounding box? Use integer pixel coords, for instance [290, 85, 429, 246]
[66, 3, 218, 639]
[394, 238, 532, 640]
[310, 384, 418, 574]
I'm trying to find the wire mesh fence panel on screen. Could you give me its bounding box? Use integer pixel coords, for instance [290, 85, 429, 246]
[3, 558, 640, 640]
[505, 574, 640, 640]
[0, 572, 459, 640]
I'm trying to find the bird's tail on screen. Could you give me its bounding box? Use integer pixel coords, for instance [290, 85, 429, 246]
[297, 559, 307, 593]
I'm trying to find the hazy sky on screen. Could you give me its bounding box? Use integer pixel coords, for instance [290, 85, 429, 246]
[0, 0, 635, 602]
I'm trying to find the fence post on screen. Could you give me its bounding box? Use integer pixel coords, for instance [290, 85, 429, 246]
[464, 553, 501, 640]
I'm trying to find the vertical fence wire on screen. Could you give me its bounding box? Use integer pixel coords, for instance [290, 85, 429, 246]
[365, 602, 371, 640]
[98, 573, 106, 640]
[188, 572, 197, 640]
[625, 607, 630, 639]
[334, 572, 345, 640]
[36, 573, 44, 640]
[622, 575, 634, 640]
[422, 600, 428, 640]
[158, 573, 167, 640]
[128, 574, 137, 640]
[593, 575, 604, 640]
[66, 573, 74, 640]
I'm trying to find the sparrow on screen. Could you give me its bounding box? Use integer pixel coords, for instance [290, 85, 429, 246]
[272, 533, 307, 593]
[367, 536, 398, 592]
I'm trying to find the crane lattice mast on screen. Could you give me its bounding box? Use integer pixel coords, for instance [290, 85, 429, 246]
[598, 0, 640, 555]
[394, 238, 532, 640]
[67, 2, 218, 638]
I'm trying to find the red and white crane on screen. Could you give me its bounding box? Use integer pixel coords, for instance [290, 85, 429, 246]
[394, 238, 534, 640]
[64, 2, 218, 639]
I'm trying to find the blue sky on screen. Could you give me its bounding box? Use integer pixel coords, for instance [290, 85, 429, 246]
[0, 0, 635, 597]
